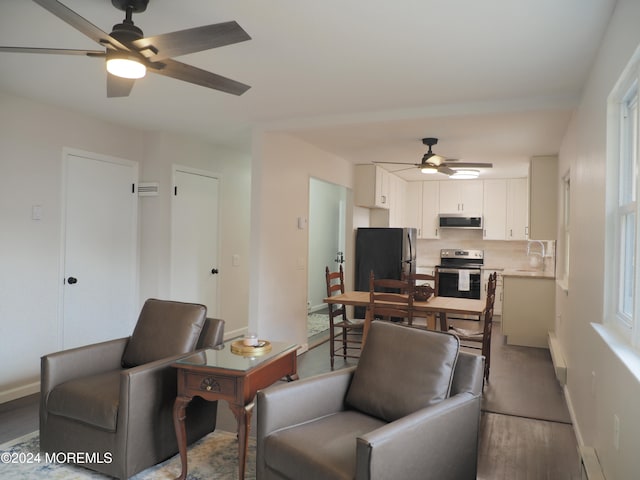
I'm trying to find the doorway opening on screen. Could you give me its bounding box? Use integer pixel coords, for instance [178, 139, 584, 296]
[307, 178, 347, 343]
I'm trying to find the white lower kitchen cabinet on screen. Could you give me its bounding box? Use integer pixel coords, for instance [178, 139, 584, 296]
[501, 275, 555, 348]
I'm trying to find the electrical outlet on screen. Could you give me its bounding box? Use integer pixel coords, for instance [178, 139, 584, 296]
[614, 414, 620, 451]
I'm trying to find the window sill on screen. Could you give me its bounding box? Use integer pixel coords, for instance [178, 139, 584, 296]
[556, 277, 569, 294]
[592, 323, 640, 384]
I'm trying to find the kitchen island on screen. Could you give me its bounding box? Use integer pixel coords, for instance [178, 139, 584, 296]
[501, 269, 555, 348]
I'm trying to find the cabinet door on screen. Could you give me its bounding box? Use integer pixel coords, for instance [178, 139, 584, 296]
[405, 182, 423, 233]
[482, 179, 507, 240]
[439, 180, 483, 214]
[388, 174, 406, 227]
[438, 181, 460, 213]
[354, 164, 390, 209]
[421, 181, 440, 239]
[507, 178, 529, 240]
[376, 166, 391, 208]
[459, 180, 483, 214]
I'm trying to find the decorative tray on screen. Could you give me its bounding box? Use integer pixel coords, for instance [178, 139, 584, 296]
[230, 339, 272, 356]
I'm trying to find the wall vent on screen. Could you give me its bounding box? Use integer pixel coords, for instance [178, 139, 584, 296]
[138, 182, 159, 196]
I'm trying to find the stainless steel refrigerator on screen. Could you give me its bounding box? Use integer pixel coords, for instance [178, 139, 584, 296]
[354, 227, 417, 318]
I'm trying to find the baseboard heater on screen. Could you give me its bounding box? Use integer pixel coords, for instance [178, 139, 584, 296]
[580, 446, 606, 479]
[548, 331, 567, 385]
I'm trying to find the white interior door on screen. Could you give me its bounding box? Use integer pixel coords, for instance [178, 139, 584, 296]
[170, 168, 220, 315]
[62, 152, 138, 349]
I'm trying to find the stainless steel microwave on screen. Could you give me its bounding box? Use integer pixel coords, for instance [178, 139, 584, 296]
[438, 214, 483, 229]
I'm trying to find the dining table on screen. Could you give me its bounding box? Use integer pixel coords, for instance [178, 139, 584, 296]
[323, 291, 486, 346]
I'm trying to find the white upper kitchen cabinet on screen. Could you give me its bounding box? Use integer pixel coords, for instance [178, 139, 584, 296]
[483, 178, 529, 241]
[438, 180, 483, 215]
[482, 179, 508, 240]
[506, 178, 529, 240]
[404, 181, 423, 231]
[387, 174, 407, 227]
[528, 156, 557, 240]
[354, 164, 390, 209]
[421, 181, 440, 239]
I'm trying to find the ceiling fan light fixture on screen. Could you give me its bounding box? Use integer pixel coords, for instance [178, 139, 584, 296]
[106, 55, 146, 79]
[450, 169, 480, 179]
[420, 166, 438, 174]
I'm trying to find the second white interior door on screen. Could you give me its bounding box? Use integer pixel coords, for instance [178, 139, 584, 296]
[170, 168, 220, 315]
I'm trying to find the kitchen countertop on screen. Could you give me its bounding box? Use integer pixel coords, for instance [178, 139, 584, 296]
[419, 265, 555, 279]
[500, 268, 555, 279]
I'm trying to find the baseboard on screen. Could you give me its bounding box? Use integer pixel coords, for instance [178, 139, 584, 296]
[224, 326, 248, 341]
[0, 382, 39, 405]
[548, 331, 567, 385]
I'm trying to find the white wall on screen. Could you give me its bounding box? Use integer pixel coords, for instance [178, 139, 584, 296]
[139, 132, 251, 338]
[0, 92, 251, 400]
[0, 92, 145, 399]
[249, 131, 355, 350]
[556, 1, 640, 477]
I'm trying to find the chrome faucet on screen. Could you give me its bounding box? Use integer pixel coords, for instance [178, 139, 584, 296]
[527, 240, 546, 269]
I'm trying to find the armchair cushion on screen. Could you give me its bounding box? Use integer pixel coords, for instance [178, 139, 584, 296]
[47, 370, 121, 431]
[264, 410, 385, 480]
[345, 321, 459, 422]
[122, 299, 206, 367]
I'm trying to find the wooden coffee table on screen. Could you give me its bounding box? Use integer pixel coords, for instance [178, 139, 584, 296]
[172, 340, 298, 480]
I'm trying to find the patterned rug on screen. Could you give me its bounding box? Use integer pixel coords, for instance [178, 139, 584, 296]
[307, 313, 329, 337]
[0, 430, 256, 479]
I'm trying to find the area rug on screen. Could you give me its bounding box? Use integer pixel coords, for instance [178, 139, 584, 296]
[307, 313, 329, 337]
[480, 323, 572, 424]
[0, 430, 256, 479]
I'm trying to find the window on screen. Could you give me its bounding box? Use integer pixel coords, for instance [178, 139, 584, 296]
[618, 85, 637, 327]
[607, 64, 640, 346]
[560, 173, 570, 290]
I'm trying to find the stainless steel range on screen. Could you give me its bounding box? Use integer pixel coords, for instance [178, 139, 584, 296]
[436, 249, 484, 300]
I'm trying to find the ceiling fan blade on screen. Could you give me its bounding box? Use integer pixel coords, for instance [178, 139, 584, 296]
[32, 0, 129, 51]
[107, 73, 135, 98]
[438, 165, 456, 176]
[373, 161, 419, 166]
[444, 162, 493, 168]
[149, 58, 250, 95]
[0, 46, 105, 56]
[132, 21, 251, 61]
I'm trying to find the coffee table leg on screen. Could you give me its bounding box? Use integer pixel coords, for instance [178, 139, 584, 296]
[173, 395, 192, 480]
[229, 401, 253, 480]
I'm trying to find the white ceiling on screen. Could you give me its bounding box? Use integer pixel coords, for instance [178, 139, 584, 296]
[0, 0, 616, 180]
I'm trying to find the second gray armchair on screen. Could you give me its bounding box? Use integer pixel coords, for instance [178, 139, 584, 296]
[257, 320, 484, 480]
[40, 298, 225, 479]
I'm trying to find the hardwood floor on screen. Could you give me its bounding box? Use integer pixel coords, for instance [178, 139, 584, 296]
[0, 326, 582, 479]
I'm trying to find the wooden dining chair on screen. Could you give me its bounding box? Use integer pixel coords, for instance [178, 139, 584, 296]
[325, 265, 364, 369]
[403, 272, 437, 329]
[369, 271, 414, 325]
[448, 272, 497, 382]
[404, 272, 438, 297]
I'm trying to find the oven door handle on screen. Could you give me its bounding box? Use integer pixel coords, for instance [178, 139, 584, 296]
[437, 268, 482, 274]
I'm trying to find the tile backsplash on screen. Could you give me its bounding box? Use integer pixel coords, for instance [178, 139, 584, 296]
[416, 229, 555, 274]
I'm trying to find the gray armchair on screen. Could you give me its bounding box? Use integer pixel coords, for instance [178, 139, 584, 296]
[257, 320, 484, 480]
[40, 298, 225, 479]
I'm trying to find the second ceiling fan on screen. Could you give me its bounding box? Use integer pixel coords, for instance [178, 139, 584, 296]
[378, 137, 493, 177]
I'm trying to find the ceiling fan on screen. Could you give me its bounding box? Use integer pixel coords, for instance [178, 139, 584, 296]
[0, 0, 251, 98]
[377, 137, 493, 177]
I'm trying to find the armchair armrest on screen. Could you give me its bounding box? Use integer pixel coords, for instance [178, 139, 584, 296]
[257, 367, 356, 438]
[41, 337, 129, 395]
[356, 392, 481, 480]
[256, 367, 356, 479]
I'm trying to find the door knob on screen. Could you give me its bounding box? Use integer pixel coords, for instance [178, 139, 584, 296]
[211, 268, 219, 275]
[67, 277, 78, 284]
